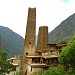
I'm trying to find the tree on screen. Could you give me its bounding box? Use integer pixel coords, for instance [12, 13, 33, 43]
[37, 36, 75, 75]
[59, 36, 75, 68]
[0, 51, 13, 74]
[0, 51, 7, 59]
[58, 39, 68, 45]
[37, 65, 66, 75]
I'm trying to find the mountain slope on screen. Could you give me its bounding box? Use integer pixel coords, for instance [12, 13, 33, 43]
[49, 13, 75, 43]
[0, 26, 24, 58]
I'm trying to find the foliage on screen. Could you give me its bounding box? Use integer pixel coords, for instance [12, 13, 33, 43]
[15, 72, 21, 75]
[37, 65, 66, 75]
[69, 35, 75, 43]
[31, 72, 38, 75]
[0, 51, 7, 59]
[59, 36, 75, 68]
[0, 51, 13, 74]
[37, 36, 75, 75]
[0, 59, 13, 68]
[37, 65, 75, 75]
[38, 70, 44, 75]
[58, 39, 68, 45]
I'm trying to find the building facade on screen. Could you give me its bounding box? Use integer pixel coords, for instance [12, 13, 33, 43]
[21, 7, 66, 75]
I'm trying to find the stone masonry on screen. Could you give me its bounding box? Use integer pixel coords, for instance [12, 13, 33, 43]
[37, 26, 48, 51]
[21, 7, 36, 75]
[21, 7, 67, 75]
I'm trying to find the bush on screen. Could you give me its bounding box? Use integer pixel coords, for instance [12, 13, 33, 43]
[37, 65, 66, 75]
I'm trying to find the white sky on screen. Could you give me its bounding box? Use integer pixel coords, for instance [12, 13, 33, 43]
[0, 0, 75, 38]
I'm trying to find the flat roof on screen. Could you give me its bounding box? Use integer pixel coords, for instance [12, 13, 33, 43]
[26, 55, 58, 59]
[29, 63, 47, 67]
[10, 57, 19, 60]
[43, 55, 58, 59]
[26, 56, 42, 58]
[12, 63, 19, 66]
[43, 49, 58, 51]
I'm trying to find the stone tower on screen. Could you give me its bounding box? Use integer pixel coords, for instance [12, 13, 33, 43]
[24, 7, 36, 56]
[21, 7, 36, 75]
[37, 26, 48, 51]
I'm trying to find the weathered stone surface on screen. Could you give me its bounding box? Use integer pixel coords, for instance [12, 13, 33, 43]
[21, 7, 67, 75]
[37, 26, 48, 51]
[24, 7, 36, 56]
[21, 7, 36, 75]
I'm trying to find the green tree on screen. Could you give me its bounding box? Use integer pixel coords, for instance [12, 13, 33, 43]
[0, 51, 13, 74]
[59, 36, 75, 68]
[37, 65, 66, 75]
[58, 39, 68, 45]
[37, 36, 75, 75]
[0, 51, 7, 59]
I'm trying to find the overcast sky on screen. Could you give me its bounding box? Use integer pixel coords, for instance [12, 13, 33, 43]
[0, 0, 75, 38]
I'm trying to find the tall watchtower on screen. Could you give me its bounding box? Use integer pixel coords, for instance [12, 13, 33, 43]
[21, 7, 36, 75]
[24, 8, 36, 56]
[37, 26, 48, 51]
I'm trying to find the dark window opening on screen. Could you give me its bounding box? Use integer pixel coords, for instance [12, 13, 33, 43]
[29, 42, 31, 44]
[26, 52, 28, 55]
[51, 51, 52, 54]
[31, 67, 32, 71]
[39, 52, 41, 55]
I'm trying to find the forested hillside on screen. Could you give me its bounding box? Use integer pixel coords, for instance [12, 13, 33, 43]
[49, 13, 75, 43]
[0, 26, 24, 58]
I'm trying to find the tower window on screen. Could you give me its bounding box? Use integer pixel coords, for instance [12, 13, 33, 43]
[26, 52, 28, 55]
[31, 67, 32, 71]
[29, 42, 31, 44]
